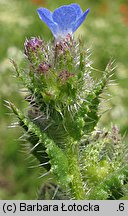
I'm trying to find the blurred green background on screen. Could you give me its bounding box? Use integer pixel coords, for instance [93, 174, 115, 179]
[0, 0, 128, 199]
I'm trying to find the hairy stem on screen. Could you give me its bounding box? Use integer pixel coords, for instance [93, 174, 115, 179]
[66, 139, 85, 199]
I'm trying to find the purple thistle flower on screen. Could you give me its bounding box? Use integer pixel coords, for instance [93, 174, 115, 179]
[37, 3, 90, 40]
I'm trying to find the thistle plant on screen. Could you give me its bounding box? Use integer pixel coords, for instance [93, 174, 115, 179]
[8, 3, 128, 200]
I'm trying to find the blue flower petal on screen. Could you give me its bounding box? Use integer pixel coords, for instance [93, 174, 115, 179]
[52, 5, 77, 34]
[37, 4, 90, 39]
[72, 8, 90, 33]
[37, 8, 59, 36]
[70, 3, 83, 18]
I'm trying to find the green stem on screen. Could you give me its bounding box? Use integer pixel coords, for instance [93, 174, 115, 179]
[66, 139, 85, 199]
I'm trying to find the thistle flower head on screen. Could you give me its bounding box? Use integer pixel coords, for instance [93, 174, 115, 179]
[37, 3, 90, 41]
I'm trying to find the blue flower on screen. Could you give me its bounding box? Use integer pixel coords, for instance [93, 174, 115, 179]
[37, 3, 90, 40]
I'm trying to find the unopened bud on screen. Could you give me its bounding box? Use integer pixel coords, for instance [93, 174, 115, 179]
[58, 70, 74, 83]
[24, 37, 45, 63]
[37, 62, 51, 74]
[24, 37, 43, 55]
[55, 34, 74, 55]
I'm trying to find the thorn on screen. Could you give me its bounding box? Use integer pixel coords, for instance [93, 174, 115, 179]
[18, 132, 29, 140]
[7, 124, 18, 128]
[30, 142, 40, 152]
[38, 171, 50, 179]
[43, 123, 53, 132]
[29, 161, 50, 168]
[33, 114, 44, 121]
[36, 150, 47, 154]
[52, 185, 60, 200]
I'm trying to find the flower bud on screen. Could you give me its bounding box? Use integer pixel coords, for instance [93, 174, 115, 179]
[37, 62, 51, 74]
[55, 34, 74, 55]
[24, 37, 45, 64]
[24, 37, 42, 55]
[58, 70, 74, 83]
